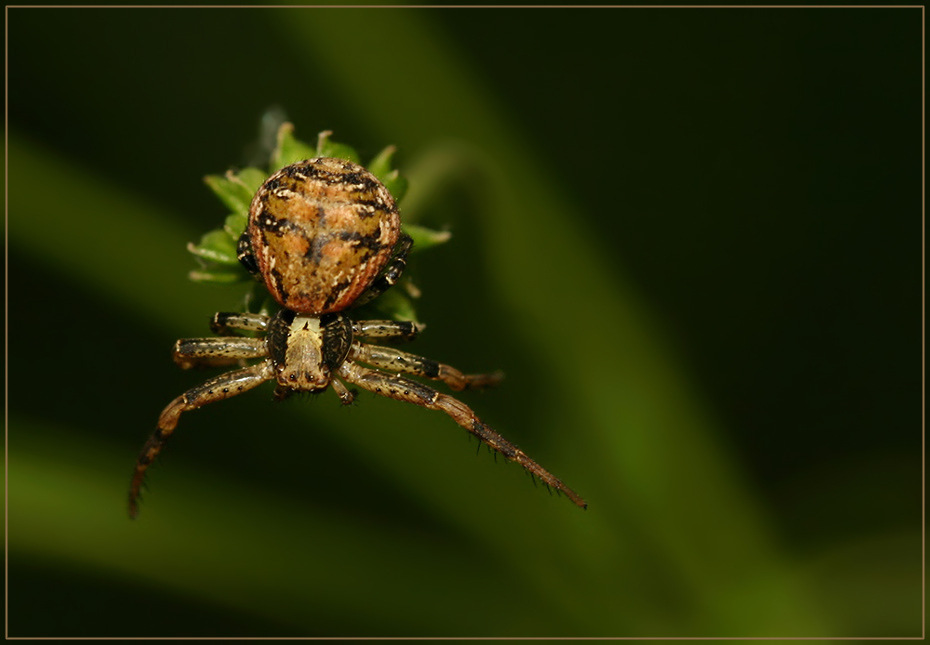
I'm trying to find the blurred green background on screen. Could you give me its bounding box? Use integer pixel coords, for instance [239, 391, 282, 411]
[6, 7, 922, 638]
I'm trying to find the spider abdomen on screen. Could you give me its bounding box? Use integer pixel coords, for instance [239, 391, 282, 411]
[245, 158, 401, 314]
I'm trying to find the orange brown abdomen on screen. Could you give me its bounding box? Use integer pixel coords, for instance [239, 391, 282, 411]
[246, 158, 401, 314]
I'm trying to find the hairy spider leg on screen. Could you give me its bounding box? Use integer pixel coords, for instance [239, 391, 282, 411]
[330, 378, 356, 405]
[210, 311, 271, 335]
[352, 234, 413, 308]
[172, 336, 267, 369]
[349, 343, 504, 391]
[128, 360, 275, 519]
[336, 361, 587, 509]
[352, 319, 423, 341]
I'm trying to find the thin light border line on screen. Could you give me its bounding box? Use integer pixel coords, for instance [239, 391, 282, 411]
[1, 4, 928, 8]
[4, 4, 924, 641]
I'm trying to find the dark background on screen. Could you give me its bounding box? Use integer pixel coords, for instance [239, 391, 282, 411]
[7, 7, 922, 638]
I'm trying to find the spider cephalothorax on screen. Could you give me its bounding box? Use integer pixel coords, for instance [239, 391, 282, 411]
[129, 156, 586, 517]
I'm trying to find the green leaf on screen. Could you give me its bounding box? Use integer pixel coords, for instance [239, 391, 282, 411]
[224, 212, 248, 240]
[367, 144, 397, 179]
[187, 229, 239, 265]
[359, 285, 419, 323]
[271, 122, 318, 170]
[315, 129, 361, 164]
[188, 266, 250, 284]
[204, 170, 255, 217]
[236, 167, 268, 195]
[403, 223, 451, 251]
[382, 170, 408, 203]
[369, 145, 408, 202]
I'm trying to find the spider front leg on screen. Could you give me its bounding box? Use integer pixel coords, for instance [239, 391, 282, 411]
[173, 336, 267, 369]
[337, 360, 586, 509]
[331, 378, 357, 405]
[128, 360, 275, 518]
[353, 319, 424, 342]
[349, 342, 503, 391]
[210, 312, 270, 335]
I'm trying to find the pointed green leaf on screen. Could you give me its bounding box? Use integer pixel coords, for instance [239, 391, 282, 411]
[272, 122, 318, 170]
[316, 129, 360, 163]
[203, 167, 265, 216]
[236, 167, 268, 194]
[368, 144, 398, 180]
[368, 146, 408, 202]
[186, 229, 239, 265]
[224, 212, 249, 240]
[403, 223, 451, 251]
[188, 266, 250, 284]
[203, 175, 245, 216]
[382, 169, 408, 203]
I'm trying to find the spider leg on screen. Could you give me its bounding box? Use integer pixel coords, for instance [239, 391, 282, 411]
[172, 336, 267, 369]
[352, 233, 413, 308]
[337, 360, 586, 509]
[210, 312, 270, 335]
[128, 360, 275, 518]
[331, 378, 356, 405]
[352, 319, 424, 342]
[349, 343, 503, 391]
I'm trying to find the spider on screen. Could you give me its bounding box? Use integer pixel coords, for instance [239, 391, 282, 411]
[129, 157, 586, 517]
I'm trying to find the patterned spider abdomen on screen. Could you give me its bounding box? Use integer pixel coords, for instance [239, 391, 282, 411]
[246, 158, 401, 314]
